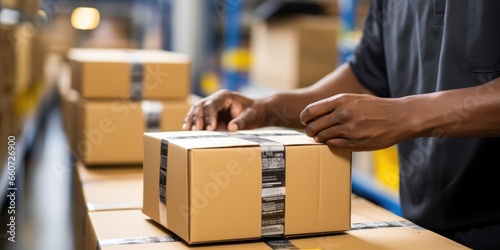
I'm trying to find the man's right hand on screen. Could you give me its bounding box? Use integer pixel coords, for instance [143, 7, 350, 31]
[183, 89, 266, 131]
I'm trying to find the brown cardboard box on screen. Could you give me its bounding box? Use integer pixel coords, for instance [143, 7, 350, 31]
[87, 195, 469, 249]
[71, 96, 191, 165]
[250, 15, 339, 90]
[73, 161, 144, 250]
[142, 130, 352, 244]
[67, 48, 191, 100]
[86, 209, 174, 250]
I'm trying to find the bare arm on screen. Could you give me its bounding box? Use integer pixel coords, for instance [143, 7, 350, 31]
[406, 77, 500, 138]
[299, 77, 500, 151]
[258, 63, 374, 128]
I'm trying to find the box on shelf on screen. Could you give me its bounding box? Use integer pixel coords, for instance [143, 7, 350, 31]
[73, 161, 144, 250]
[142, 129, 352, 244]
[70, 95, 191, 165]
[250, 15, 339, 90]
[67, 48, 191, 100]
[85, 209, 177, 250]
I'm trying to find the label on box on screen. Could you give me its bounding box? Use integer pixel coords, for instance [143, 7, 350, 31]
[130, 62, 143, 100]
[233, 134, 286, 237]
[159, 138, 169, 227]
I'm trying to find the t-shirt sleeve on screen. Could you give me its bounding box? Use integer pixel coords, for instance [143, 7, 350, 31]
[348, 0, 390, 97]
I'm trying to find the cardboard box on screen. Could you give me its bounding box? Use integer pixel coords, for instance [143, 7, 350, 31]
[86, 195, 469, 250]
[73, 161, 144, 250]
[86, 209, 175, 250]
[71, 96, 191, 165]
[250, 15, 339, 90]
[67, 48, 191, 100]
[143, 130, 352, 244]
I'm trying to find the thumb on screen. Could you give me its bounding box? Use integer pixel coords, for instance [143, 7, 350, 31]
[227, 108, 258, 131]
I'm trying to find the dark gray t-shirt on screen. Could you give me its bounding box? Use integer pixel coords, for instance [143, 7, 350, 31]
[349, 0, 500, 247]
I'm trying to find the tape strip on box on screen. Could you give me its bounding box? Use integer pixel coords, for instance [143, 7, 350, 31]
[265, 239, 299, 250]
[87, 202, 143, 212]
[98, 235, 178, 247]
[232, 133, 286, 237]
[142, 101, 163, 132]
[130, 62, 144, 100]
[159, 138, 169, 227]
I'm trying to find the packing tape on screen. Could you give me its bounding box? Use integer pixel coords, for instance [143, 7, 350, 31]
[98, 235, 178, 248]
[87, 202, 143, 212]
[350, 220, 424, 231]
[130, 62, 144, 100]
[142, 100, 163, 132]
[265, 239, 300, 250]
[159, 138, 169, 228]
[231, 133, 287, 237]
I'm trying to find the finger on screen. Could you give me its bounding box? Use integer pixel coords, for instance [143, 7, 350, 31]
[194, 102, 205, 130]
[182, 105, 196, 130]
[304, 112, 340, 138]
[300, 97, 339, 125]
[203, 92, 233, 130]
[324, 138, 356, 151]
[228, 107, 259, 131]
[314, 124, 349, 143]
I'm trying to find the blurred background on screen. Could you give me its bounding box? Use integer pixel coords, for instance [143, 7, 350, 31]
[0, 0, 401, 249]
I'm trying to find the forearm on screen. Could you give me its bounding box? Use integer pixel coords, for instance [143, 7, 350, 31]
[257, 63, 374, 128]
[404, 77, 500, 138]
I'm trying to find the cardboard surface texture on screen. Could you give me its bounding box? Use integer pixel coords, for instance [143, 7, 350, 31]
[71, 95, 191, 165]
[250, 15, 339, 90]
[83, 178, 143, 212]
[76, 160, 143, 183]
[142, 130, 352, 244]
[68, 48, 191, 100]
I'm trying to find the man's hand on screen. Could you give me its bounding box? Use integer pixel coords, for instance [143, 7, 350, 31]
[183, 89, 266, 131]
[300, 93, 409, 151]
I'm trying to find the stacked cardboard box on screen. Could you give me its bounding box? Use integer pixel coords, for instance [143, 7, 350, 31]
[65, 48, 193, 166]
